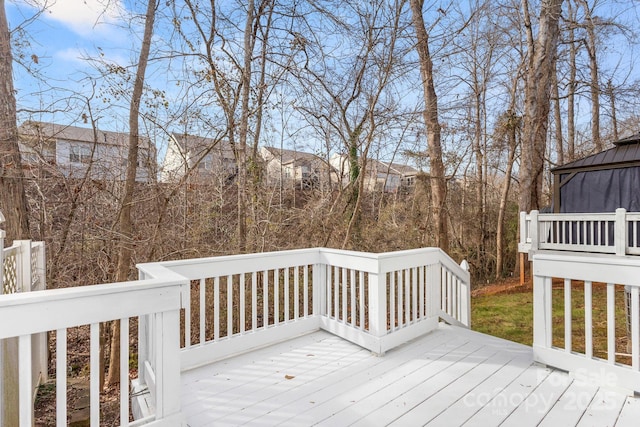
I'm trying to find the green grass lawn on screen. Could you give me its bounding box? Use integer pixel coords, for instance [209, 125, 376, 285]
[471, 283, 632, 365]
[471, 290, 534, 345]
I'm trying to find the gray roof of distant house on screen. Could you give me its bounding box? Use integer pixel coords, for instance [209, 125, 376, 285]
[19, 121, 152, 149]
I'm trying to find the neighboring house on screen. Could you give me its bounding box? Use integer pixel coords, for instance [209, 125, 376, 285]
[160, 133, 237, 184]
[260, 146, 337, 190]
[330, 154, 419, 193]
[18, 121, 156, 182]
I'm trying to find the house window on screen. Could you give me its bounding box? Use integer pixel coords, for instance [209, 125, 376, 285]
[70, 145, 91, 164]
[197, 154, 213, 170]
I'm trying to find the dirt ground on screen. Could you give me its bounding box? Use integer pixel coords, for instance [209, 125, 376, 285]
[471, 276, 532, 297]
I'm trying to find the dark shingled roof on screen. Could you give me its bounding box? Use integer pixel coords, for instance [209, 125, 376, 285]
[551, 133, 640, 173]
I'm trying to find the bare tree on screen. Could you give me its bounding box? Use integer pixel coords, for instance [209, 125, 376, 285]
[409, 0, 449, 251]
[577, 0, 602, 151]
[519, 0, 563, 212]
[0, 0, 29, 243]
[107, 0, 157, 387]
[566, 0, 577, 161]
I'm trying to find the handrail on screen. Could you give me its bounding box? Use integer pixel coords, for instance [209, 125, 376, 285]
[519, 208, 640, 256]
[0, 277, 186, 427]
[1, 246, 469, 426]
[532, 252, 640, 393]
[139, 247, 471, 362]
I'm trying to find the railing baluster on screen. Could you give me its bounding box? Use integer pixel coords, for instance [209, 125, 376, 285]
[564, 279, 572, 352]
[263, 270, 269, 328]
[419, 266, 425, 319]
[214, 277, 220, 340]
[294, 266, 300, 320]
[18, 335, 32, 427]
[333, 267, 339, 320]
[606, 283, 615, 364]
[585, 281, 593, 359]
[284, 268, 290, 322]
[397, 271, 403, 327]
[120, 317, 129, 426]
[184, 283, 191, 348]
[390, 272, 396, 331]
[275, 268, 280, 325]
[240, 274, 246, 334]
[227, 275, 233, 337]
[251, 272, 257, 329]
[199, 278, 205, 345]
[341, 268, 347, 323]
[56, 329, 67, 427]
[359, 271, 365, 329]
[350, 269, 356, 326]
[90, 323, 99, 426]
[632, 286, 639, 371]
[411, 268, 418, 322]
[326, 266, 332, 318]
[303, 265, 309, 317]
[400, 269, 411, 325]
[447, 271, 453, 316]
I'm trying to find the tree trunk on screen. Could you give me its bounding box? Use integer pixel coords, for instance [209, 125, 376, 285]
[496, 112, 519, 279]
[552, 57, 564, 165]
[567, 0, 576, 161]
[410, 0, 449, 252]
[0, 0, 29, 244]
[107, 0, 156, 387]
[519, 0, 563, 213]
[1, 3, 30, 425]
[579, 0, 601, 151]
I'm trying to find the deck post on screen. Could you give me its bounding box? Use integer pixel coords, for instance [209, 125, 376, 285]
[367, 268, 386, 355]
[155, 309, 182, 421]
[615, 208, 627, 256]
[14, 241, 32, 293]
[459, 260, 470, 327]
[532, 265, 552, 354]
[529, 210, 539, 252]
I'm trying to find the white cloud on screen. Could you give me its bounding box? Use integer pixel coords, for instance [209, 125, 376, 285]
[40, 0, 126, 37]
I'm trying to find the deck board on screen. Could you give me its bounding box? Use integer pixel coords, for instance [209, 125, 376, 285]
[180, 324, 638, 426]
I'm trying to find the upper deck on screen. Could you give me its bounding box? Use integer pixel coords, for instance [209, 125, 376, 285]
[180, 326, 639, 426]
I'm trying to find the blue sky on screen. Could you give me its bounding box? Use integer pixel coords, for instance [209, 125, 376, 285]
[7, 0, 144, 128]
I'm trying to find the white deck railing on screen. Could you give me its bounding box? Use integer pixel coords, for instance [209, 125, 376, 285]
[137, 247, 470, 370]
[533, 252, 640, 393]
[0, 276, 187, 427]
[1, 238, 48, 427]
[521, 210, 640, 393]
[0, 246, 469, 426]
[519, 208, 640, 255]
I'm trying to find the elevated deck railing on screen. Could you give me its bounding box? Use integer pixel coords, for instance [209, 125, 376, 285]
[1, 246, 469, 426]
[0, 275, 186, 427]
[137, 247, 470, 370]
[520, 209, 640, 393]
[519, 208, 640, 256]
[1, 230, 48, 426]
[533, 253, 640, 393]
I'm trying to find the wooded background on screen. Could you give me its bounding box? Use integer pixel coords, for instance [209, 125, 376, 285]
[3, 0, 640, 290]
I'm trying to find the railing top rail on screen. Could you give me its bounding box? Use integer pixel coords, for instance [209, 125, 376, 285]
[139, 247, 323, 279]
[138, 247, 468, 280]
[0, 277, 185, 339]
[533, 252, 640, 285]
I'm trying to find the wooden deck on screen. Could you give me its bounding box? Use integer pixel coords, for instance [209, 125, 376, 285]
[180, 324, 640, 426]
